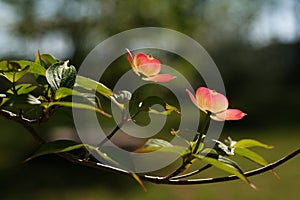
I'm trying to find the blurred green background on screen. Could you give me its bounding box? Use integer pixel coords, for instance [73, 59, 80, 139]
[0, 0, 299, 199]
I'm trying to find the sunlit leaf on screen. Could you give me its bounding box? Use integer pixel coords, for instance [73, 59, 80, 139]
[54, 87, 84, 100]
[7, 84, 38, 95]
[42, 101, 111, 117]
[84, 145, 119, 166]
[0, 60, 46, 81]
[36, 51, 58, 68]
[75, 75, 113, 97]
[144, 138, 173, 147]
[194, 154, 256, 189]
[0, 93, 6, 106]
[54, 88, 102, 109]
[233, 139, 273, 149]
[46, 61, 76, 90]
[234, 147, 268, 166]
[81, 93, 102, 108]
[1, 94, 41, 109]
[135, 138, 188, 155]
[25, 140, 119, 167]
[213, 139, 234, 156]
[25, 140, 81, 162]
[148, 103, 180, 115]
[131, 173, 147, 192]
[113, 90, 132, 104]
[75, 75, 123, 109]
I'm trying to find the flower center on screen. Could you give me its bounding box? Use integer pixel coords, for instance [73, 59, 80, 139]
[147, 55, 154, 60]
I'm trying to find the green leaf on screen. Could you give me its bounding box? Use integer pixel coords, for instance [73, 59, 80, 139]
[54, 87, 84, 100]
[0, 60, 46, 81]
[0, 94, 6, 106]
[75, 75, 123, 109]
[233, 139, 273, 149]
[213, 140, 234, 156]
[11, 84, 37, 95]
[26, 140, 119, 167]
[190, 137, 204, 154]
[80, 93, 102, 108]
[135, 138, 187, 155]
[35, 51, 58, 68]
[113, 90, 132, 104]
[1, 94, 41, 109]
[131, 173, 147, 192]
[75, 75, 113, 98]
[148, 103, 180, 115]
[144, 138, 173, 148]
[25, 140, 81, 162]
[234, 147, 268, 166]
[135, 138, 171, 153]
[42, 101, 111, 117]
[194, 154, 256, 189]
[54, 88, 102, 109]
[46, 61, 76, 90]
[84, 145, 119, 166]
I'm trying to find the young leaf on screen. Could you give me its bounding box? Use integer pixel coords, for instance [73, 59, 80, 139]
[0, 60, 46, 75]
[75, 75, 113, 98]
[46, 61, 76, 90]
[41, 54, 58, 65]
[11, 84, 37, 95]
[144, 138, 173, 148]
[194, 154, 256, 189]
[36, 51, 58, 67]
[75, 75, 123, 109]
[233, 139, 273, 149]
[148, 103, 180, 115]
[54, 88, 102, 110]
[135, 138, 187, 155]
[0, 94, 6, 106]
[26, 140, 119, 167]
[84, 145, 119, 166]
[113, 90, 132, 104]
[1, 94, 41, 109]
[25, 140, 81, 162]
[42, 102, 111, 117]
[54, 87, 85, 100]
[131, 173, 147, 192]
[0, 60, 46, 81]
[212, 139, 234, 156]
[190, 140, 204, 155]
[234, 147, 268, 166]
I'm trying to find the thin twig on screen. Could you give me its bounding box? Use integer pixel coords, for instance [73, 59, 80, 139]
[170, 164, 212, 180]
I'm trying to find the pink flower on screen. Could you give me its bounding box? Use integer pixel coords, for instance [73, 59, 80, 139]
[126, 49, 175, 82]
[186, 87, 246, 121]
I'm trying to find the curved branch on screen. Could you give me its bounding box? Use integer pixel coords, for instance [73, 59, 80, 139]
[2, 108, 299, 186]
[0, 109, 45, 145]
[160, 147, 300, 185]
[57, 147, 300, 185]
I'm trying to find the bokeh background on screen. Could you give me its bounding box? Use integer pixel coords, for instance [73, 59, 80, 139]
[0, 0, 299, 199]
